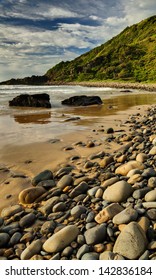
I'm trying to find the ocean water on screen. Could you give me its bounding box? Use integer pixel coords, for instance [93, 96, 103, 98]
[0, 85, 155, 147]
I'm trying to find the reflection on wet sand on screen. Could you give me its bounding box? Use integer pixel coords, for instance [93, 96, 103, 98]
[13, 111, 52, 124]
[61, 93, 156, 118]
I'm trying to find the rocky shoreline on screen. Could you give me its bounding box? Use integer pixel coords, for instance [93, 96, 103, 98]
[0, 105, 156, 260]
[66, 81, 156, 92]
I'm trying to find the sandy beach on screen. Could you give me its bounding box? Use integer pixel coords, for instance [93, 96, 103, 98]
[0, 104, 151, 211]
[0, 96, 156, 260]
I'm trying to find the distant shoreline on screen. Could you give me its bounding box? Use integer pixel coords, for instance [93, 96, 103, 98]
[60, 81, 156, 92]
[1, 79, 156, 92]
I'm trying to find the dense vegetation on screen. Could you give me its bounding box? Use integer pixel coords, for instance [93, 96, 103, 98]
[46, 15, 156, 83]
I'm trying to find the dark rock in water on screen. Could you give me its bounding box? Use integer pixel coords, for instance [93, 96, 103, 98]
[120, 90, 132, 92]
[9, 93, 51, 108]
[61, 95, 102, 106]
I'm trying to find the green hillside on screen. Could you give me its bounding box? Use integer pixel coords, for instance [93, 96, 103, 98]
[46, 15, 156, 83]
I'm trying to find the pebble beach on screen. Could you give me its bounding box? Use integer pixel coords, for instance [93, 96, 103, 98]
[0, 102, 156, 260]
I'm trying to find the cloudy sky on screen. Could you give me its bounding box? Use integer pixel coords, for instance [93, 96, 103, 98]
[0, 0, 156, 82]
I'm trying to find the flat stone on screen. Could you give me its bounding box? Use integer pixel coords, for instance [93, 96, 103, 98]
[142, 202, 156, 208]
[136, 153, 148, 163]
[127, 169, 142, 177]
[113, 208, 138, 224]
[115, 161, 145, 176]
[40, 220, 56, 235]
[42, 225, 79, 253]
[1, 205, 23, 219]
[95, 203, 124, 223]
[70, 205, 87, 219]
[100, 156, 114, 168]
[145, 189, 156, 202]
[18, 187, 46, 204]
[32, 170, 53, 186]
[101, 177, 119, 189]
[81, 252, 99, 260]
[76, 244, 90, 259]
[148, 177, 156, 188]
[149, 146, 156, 155]
[0, 233, 10, 248]
[133, 187, 151, 199]
[84, 224, 106, 245]
[38, 196, 59, 215]
[52, 202, 66, 213]
[57, 175, 73, 189]
[19, 213, 36, 228]
[103, 180, 133, 202]
[69, 182, 89, 198]
[20, 239, 42, 260]
[138, 216, 150, 232]
[9, 232, 22, 246]
[113, 222, 148, 259]
[100, 251, 124, 260]
[38, 180, 56, 188]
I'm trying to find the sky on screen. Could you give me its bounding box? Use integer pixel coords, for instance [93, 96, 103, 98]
[0, 0, 156, 82]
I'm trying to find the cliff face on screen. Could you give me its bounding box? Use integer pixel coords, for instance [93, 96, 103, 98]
[1, 15, 156, 85]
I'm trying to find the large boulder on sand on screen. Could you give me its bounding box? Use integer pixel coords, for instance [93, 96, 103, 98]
[61, 95, 102, 106]
[9, 93, 51, 108]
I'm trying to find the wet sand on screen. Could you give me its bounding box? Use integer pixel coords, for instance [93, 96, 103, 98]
[0, 104, 151, 212]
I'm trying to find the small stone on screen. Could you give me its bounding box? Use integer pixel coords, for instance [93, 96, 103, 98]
[70, 205, 86, 219]
[9, 232, 22, 246]
[61, 246, 73, 257]
[148, 177, 156, 188]
[115, 161, 145, 176]
[32, 170, 53, 186]
[20, 239, 42, 260]
[101, 177, 119, 189]
[84, 224, 106, 245]
[41, 220, 56, 235]
[81, 252, 99, 260]
[113, 208, 138, 224]
[145, 189, 156, 202]
[133, 187, 151, 199]
[100, 156, 114, 168]
[103, 180, 133, 202]
[42, 225, 79, 253]
[146, 209, 156, 220]
[76, 244, 90, 259]
[0, 233, 10, 248]
[86, 140, 95, 148]
[138, 216, 150, 232]
[136, 153, 148, 163]
[19, 187, 46, 204]
[69, 181, 89, 198]
[52, 202, 66, 213]
[142, 202, 156, 208]
[113, 222, 148, 259]
[57, 175, 73, 189]
[149, 146, 156, 155]
[19, 213, 36, 228]
[95, 203, 124, 223]
[38, 180, 56, 188]
[1, 205, 23, 219]
[106, 127, 114, 134]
